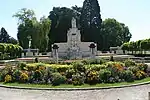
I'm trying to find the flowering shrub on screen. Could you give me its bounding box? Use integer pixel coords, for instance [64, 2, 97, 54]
[33, 70, 43, 81]
[99, 69, 111, 83]
[72, 73, 85, 86]
[113, 63, 124, 71]
[51, 73, 66, 86]
[124, 59, 136, 67]
[19, 72, 29, 83]
[65, 68, 75, 78]
[0, 61, 149, 85]
[123, 70, 134, 82]
[137, 63, 148, 72]
[128, 66, 139, 73]
[89, 65, 106, 71]
[73, 62, 86, 73]
[86, 70, 99, 85]
[135, 71, 147, 80]
[107, 62, 123, 77]
[81, 59, 105, 65]
[13, 69, 22, 81]
[18, 62, 27, 70]
[4, 74, 12, 83]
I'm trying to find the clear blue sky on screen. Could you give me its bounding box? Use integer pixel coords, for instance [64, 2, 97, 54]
[0, 0, 150, 41]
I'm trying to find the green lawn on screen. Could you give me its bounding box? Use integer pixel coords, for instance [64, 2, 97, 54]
[1, 77, 150, 89]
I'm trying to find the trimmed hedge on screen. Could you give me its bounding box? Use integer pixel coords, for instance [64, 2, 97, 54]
[0, 43, 23, 59]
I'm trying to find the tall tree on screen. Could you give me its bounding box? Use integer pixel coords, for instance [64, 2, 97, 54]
[80, 0, 102, 49]
[101, 18, 132, 50]
[13, 8, 35, 25]
[38, 16, 51, 52]
[48, 6, 81, 50]
[13, 8, 37, 49]
[0, 27, 10, 43]
[13, 8, 51, 52]
[8, 37, 18, 44]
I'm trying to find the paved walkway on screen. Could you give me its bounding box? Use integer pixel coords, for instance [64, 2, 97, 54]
[0, 84, 150, 100]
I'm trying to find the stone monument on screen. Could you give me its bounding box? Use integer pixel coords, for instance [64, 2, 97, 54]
[52, 17, 97, 59]
[22, 35, 39, 57]
[26, 35, 33, 57]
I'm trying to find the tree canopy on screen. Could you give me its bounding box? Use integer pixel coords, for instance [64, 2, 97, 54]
[13, 1, 132, 52]
[0, 27, 18, 44]
[80, 0, 102, 49]
[48, 1, 131, 51]
[122, 38, 150, 54]
[48, 6, 82, 50]
[101, 18, 132, 50]
[13, 8, 51, 52]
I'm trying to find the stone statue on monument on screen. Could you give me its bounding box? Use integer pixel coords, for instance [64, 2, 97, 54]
[72, 17, 77, 28]
[27, 35, 32, 49]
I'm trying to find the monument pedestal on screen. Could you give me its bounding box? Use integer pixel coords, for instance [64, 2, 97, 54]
[26, 51, 33, 57]
[21, 53, 24, 57]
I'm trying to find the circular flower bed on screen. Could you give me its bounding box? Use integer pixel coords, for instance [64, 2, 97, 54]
[0, 59, 149, 86]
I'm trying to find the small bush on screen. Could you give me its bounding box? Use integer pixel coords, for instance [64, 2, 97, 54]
[43, 67, 54, 84]
[128, 66, 139, 73]
[51, 73, 66, 86]
[137, 63, 148, 72]
[82, 59, 105, 65]
[18, 62, 27, 70]
[36, 63, 46, 70]
[56, 65, 70, 73]
[99, 69, 111, 83]
[86, 71, 99, 85]
[4, 74, 12, 83]
[73, 62, 86, 73]
[65, 68, 75, 79]
[124, 59, 136, 67]
[72, 73, 85, 86]
[106, 62, 123, 77]
[13, 69, 22, 81]
[0, 65, 13, 81]
[33, 70, 43, 81]
[19, 72, 29, 83]
[135, 71, 147, 80]
[123, 70, 134, 82]
[89, 65, 106, 71]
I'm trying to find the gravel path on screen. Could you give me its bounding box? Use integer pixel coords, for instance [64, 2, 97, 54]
[0, 84, 150, 100]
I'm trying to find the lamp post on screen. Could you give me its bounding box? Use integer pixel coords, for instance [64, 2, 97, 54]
[89, 43, 96, 59]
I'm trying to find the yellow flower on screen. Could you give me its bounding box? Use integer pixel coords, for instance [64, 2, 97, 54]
[4, 75, 12, 83]
[20, 72, 29, 82]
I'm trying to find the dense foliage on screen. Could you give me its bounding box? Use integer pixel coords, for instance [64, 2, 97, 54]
[48, 6, 82, 50]
[0, 43, 23, 60]
[48, 6, 131, 51]
[101, 18, 132, 50]
[13, 0, 132, 51]
[0, 27, 18, 44]
[122, 38, 150, 54]
[80, 0, 102, 49]
[13, 8, 51, 52]
[0, 59, 148, 86]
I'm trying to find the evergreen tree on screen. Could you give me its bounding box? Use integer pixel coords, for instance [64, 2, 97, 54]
[0, 27, 10, 43]
[80, 0, 102, 50]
